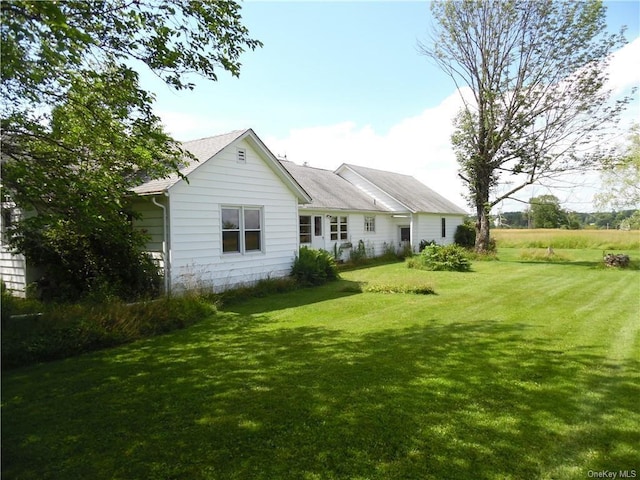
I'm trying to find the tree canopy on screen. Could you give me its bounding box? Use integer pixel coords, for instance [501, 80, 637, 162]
[594, 123, 640, 211]
[0, 0, 261, 300]
[421, 0, 632, 252]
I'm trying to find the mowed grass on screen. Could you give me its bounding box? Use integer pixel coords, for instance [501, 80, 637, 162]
[2, 248, 639, 479]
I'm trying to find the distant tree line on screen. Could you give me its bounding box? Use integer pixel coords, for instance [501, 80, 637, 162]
[494, 205, 639, 230]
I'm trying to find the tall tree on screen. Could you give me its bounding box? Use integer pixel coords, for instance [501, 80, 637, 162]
[528, 195, 564, 229]
[1, 1, 261, 299]
[421, 0, 632, 252]
[594, 123, 640, 211]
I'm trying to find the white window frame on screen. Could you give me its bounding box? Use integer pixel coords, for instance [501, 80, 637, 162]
[299, 215, 312, 244]
[330, 215, 348, 241]
[221, 206, 264, 254]
[364, 216, 376, 233]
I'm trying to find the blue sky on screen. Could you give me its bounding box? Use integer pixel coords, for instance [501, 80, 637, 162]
[141, 1, 640, 212]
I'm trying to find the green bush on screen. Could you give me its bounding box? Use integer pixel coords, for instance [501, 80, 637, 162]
[454, 222, 476, 248]
[1, 296, 215, 369]
[406, 244, 472, 272]
[291, 247, 339, 286]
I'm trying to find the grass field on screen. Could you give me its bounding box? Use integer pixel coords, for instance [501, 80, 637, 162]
[492, 228, 640, 250]
[2, 247, 639, 479]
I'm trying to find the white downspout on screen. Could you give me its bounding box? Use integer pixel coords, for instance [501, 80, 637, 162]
[151, 195, 170, 295]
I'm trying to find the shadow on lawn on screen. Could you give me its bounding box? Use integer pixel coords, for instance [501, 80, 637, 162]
[2, 315, 639, 479]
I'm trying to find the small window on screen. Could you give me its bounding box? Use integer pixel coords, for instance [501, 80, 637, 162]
[222, 206, 263, 254]
[364, 216, 375, 233]
[222, 208, 241, 253]
[314, 216, 322, 236]
[441, 218, 446, 238]
[330, 216, 348, 241]
[237, 148, 246, 164]
[244, 208, 262, 251]
[299, 215, 311, 244]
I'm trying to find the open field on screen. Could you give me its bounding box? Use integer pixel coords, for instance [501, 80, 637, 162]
[492, 228, 640, 250]
[2, 248, 639, 479]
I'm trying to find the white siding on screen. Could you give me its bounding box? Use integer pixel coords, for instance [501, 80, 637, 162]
[167, 138, 300, 292]
[0, 206, 27, 296]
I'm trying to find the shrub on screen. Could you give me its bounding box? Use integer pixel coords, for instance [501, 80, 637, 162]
[291, 247, 339, 286]
[454, 222, 476, 248]
[407, 244, 472, 272]
[1, 296, 215, 369]
[349, 239, 368, 264]
[419, 239, 437, 252]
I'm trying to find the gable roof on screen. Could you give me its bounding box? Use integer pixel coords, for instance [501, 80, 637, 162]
[337, 164, 467, 215]
[280, 161, 386, 212]
[132, 129, 311, 203]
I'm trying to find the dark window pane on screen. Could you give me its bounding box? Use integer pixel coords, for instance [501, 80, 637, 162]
[223, 231, 240, 252]
[245, 231, 261, 251]
[314, 216, 322, 236]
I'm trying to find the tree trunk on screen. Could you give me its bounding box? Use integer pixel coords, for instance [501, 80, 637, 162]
[475, 205, 492, 253]
[474, 178, 492, 253]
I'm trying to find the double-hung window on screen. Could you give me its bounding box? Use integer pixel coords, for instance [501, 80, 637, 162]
[364, 216, 375, 233]
[299, 215, 311, 244]
[222, 206, 263, 254]
[330, 215, 348, 241]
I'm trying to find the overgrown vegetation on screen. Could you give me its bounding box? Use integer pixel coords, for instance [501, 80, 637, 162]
[406, 243, 472, 272]
[492, 228, 640, 250]
[1, 293, 215, 369]
[454, 221, 476, 248]
[291, 247, 339, 286]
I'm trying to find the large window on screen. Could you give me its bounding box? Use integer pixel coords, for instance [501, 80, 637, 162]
[364, 216, 375, 233]
[299, 215, 311, 244]
[330, 215, 348, 241]
[222, 207, 262, 253]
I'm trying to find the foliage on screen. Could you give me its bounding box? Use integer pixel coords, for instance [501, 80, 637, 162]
[291, 247, 339, 286]
[1, 0, 261, 301]
[363, 283, 435, 295]
[406, 243, 471, 272]
[518, 249, 571, 263]
[595, 123, 640, 210]
[454, 222, 476, 248]
[1, 296, 215, 369]
[418, 239, 436, 252]
[216, 277, 299, 306]
[349, 239, 369, 264]
[529, 195, 565, 229]
[421, 0, 631, 252]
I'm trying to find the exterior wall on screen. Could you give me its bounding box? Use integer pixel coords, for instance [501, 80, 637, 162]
[414, 214, 465, 247]
[297, 210, 466, 260]
[167, 138, 300, 292]
[0, 205, 34, 297]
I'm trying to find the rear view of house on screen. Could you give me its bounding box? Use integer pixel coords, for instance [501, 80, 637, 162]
[1, 128, 467, 296]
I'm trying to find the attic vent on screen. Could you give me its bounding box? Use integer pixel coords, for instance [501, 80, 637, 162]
[236, 148, 246, 164]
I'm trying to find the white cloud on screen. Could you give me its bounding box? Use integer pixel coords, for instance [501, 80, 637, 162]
[607, 36, 640, 95]
[263, 90, 471, 213]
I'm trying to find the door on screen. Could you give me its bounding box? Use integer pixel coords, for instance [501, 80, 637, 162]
[399, 226, 411, 246]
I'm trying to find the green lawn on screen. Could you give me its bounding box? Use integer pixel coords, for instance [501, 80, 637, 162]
[2, 249, 639, 479]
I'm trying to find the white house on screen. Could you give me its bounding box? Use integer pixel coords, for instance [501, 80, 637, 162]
[281, 160, 467, 261]
[0, 128, 468, 296]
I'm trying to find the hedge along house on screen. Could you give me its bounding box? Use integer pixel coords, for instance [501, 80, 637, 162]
[281, 161, 468, 261]
[130, 129, 311, 294]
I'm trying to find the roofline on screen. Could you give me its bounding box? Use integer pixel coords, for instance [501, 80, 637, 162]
[240, 129, 312, 204]
[335, 163, 417, 213]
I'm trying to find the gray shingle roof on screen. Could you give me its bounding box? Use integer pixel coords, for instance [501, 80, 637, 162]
[132, 130, 248, 195]
[280, 161, 386, 212]
[340, 164, 467, 215]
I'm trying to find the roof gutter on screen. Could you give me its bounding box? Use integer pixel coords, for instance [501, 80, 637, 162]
[151, 194, 170, 296]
